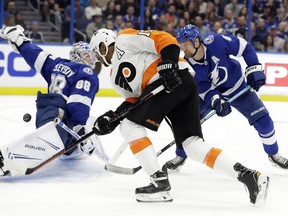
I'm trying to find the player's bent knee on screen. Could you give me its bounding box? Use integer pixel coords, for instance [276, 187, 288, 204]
[120, 118, 147, 143]
[182, 136, 213, 163]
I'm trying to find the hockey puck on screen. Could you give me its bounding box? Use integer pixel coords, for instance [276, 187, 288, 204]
[23, 113, 32, 122]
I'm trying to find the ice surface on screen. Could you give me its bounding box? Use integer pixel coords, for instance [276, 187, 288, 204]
[0, 95, 287, 216]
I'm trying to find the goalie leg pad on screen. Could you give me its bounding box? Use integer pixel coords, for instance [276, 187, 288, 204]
[0, 122, 65, 176]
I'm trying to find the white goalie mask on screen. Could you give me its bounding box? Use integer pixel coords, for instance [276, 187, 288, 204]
[69, 41, 96, 68]
[90, 28, 116, 66]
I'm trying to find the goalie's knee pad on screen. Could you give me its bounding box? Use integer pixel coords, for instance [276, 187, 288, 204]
[182, 136, 213, 163]
[120, 118, 147, 143]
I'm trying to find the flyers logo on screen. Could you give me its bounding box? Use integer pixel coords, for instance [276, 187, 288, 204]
[115, 62, 136, 92]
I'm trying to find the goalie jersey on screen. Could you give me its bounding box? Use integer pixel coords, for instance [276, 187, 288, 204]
[184, 33, 261, 104]
[110, 29, 194, 102]
[18, 42, 99, 126]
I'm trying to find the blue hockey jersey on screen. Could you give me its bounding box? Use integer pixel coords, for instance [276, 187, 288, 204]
[19, 42, 99, 127]
[185, 33, 260, 104]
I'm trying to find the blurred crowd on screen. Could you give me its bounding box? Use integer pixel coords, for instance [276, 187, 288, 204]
[2, 0, 288, 52]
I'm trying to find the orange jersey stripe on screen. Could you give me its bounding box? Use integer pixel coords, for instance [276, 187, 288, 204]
[129, 137, 152, 154]
[203, 148, 222, 169]
[118, 29, 178, 54]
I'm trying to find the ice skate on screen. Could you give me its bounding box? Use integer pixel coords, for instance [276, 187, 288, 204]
[268, 153, 288, 169]
[135, 165, 173, 202]
[234, 163, 269, 204]
[164, 155, 187, 173]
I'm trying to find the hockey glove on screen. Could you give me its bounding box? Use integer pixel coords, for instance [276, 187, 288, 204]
[211, 95, 232, 117]
[157, 59, 182, 93]
[245, 64, 266, 92]
[73, 125, 96, 155]
[94, 110, 120, 135]
[0, 25, 32, 52]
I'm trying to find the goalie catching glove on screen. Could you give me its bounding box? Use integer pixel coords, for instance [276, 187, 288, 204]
[245, 64, 266, 92]
[157, 59, 182, 93]
[0, 25, 32, 52]
[211, 95, 232, 117]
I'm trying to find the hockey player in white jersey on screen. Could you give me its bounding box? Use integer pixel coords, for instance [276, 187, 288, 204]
[0, 25, 104, 176]
[89, 28, 269, 204]
[165, 24, 288, 172]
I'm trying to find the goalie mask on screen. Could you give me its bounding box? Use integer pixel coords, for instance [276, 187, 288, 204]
[69, 41, 96, 68]
[90, 28, 116, 66]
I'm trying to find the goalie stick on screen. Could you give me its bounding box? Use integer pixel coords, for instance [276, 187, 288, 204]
[25, 125, 99, 175]
[105, 85, 252, 175]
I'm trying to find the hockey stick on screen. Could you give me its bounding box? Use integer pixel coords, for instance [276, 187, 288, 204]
[104, 140, 176, 175]
[55, 119, 109, 162]
[200, 85, 252, 124]
[109, 85, 164, 123]
[25, 85, 165, 175]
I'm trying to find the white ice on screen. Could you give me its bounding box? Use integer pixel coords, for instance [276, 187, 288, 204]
[0, 95, 287, 216]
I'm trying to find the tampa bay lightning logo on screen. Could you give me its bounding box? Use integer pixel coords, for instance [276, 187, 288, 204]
[115, 62, 136, 92]
[83, 67, 93, 75]
[204, 35, 214, 44]
[209, 66, 228, 86]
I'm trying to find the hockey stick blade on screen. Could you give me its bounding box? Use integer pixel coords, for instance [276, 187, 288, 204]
[104, 140, 176, 175]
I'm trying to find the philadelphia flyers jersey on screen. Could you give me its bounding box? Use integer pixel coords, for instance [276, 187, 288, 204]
[110, 29, 194, 102]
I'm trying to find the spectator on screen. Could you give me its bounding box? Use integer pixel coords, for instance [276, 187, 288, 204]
[123, 20, 134, 29]
[164, 3, 179, 27]
[224, 0, 243, 18]
[147, 0, 162, 22]
[105, 19, 118, 35]
[196, 0, 207, 15]
[85, 0, 102, 20]
[41, 0, 55, 22]
[3, 14, 15, 27]
[62, 0, 86, 41]
[143, 7, 155, 30]
[263, 34, 278, 52]
[193, 15, 211, 38]
[182, 11, 191, 24]
[86, 12, 105, 41]
[154, 13, 167, 31]
[212, 21, 225, 34]
[255, 18, 269, 45]
[222, 9, 238, 35]
[4, 1, 18, 19]
[186, 1, 199, 20]
[14, 11, 27, 30]
[50, 3, 62, 28]
[26, 20, 45, 43]
[234, 15, 247, 38]
[102, 0, 117, 21]
[114, 14, 125, 33]
[270, 25, 286, 51]
[122, 4, 138, 27]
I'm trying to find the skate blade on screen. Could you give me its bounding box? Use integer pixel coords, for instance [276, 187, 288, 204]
[136, 191, 173, 203]
[255, 175, 270, 205]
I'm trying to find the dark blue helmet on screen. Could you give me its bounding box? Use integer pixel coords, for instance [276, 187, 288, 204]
[176, 24, 202, 44]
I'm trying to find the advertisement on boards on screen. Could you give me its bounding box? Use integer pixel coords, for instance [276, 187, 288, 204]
[0, 43, 288, 98]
